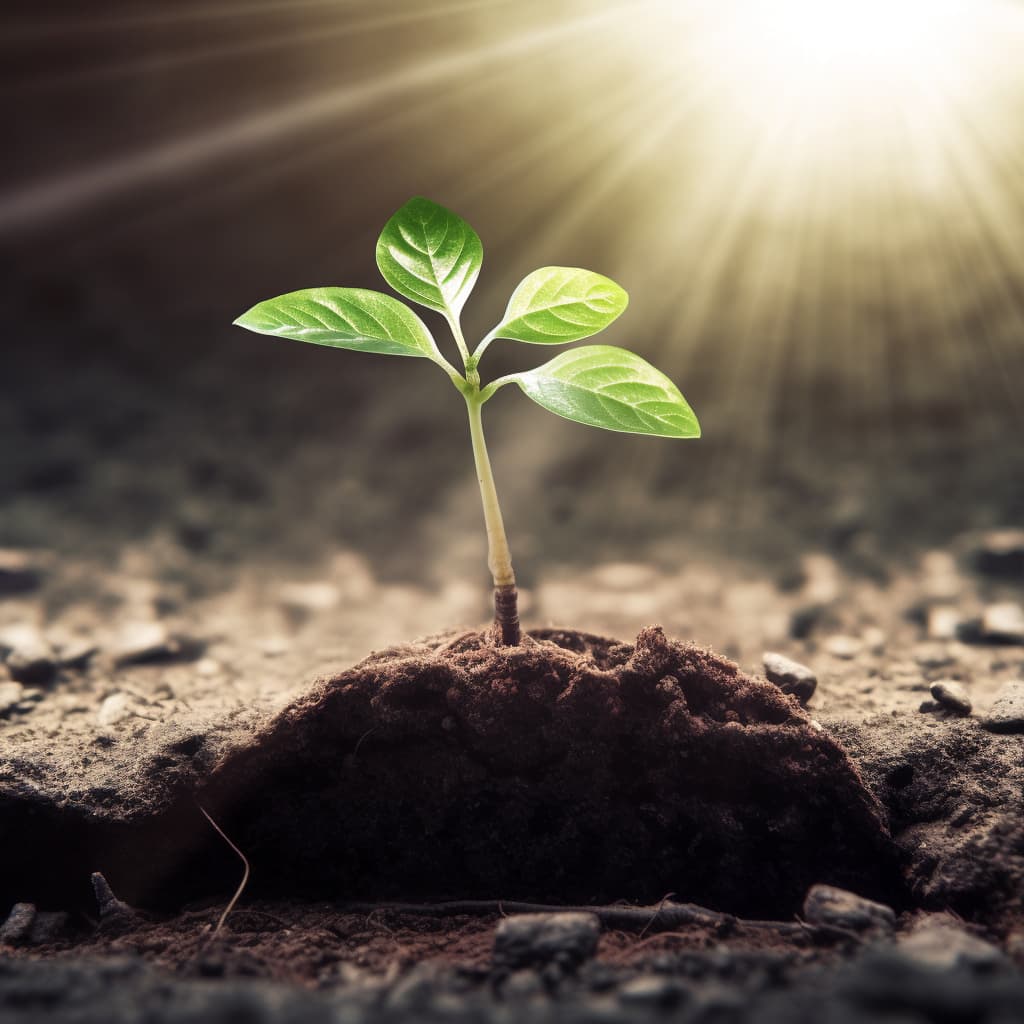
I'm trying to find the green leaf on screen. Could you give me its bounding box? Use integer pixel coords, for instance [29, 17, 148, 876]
[233, 287, 441, 359]
[376, 196, 482, 319]
[511, 345, 700, 438]
[492, 267, 628, 344]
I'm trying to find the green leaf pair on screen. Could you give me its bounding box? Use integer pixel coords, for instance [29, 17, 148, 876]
[234, 197, 699, 439]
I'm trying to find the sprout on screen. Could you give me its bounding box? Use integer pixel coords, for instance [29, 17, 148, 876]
[234, 197, 700, 644]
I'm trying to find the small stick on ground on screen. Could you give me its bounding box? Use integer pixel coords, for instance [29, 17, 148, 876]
[336, 899, 807, 937]
[197, 803, 250, 938]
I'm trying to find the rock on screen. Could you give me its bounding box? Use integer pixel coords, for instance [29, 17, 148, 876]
[980, 603, 1024, 644]
[0, 681, 24, 716]
[898, 915, 1006, 970]
[982, 680, 1024, 733]
[4, 634, 58, 685]
[0, 549, 46, 596]
[926, 606, 960, 641]
[112, 622, 202, 666]
[617, 975, 686, 1009]
[930, 680, 972, 716]
[97, 693, 133, 727]
[55, 638, 99, 669]
[762, 652, 817, 704]
[803, 884, 895, 934]
[825, 635, 862, 660]
[91, 872, 140, 931]
[0, 903, 36, 944]
[973, 529, 1024, 579]
[493, 912, 601, 971]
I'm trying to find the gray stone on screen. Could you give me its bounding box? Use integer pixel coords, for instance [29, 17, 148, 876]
[112, 623, 203, 667]
[5, 638, 57, 685]
[91, 872, 140, 930]
[763, 652, 817, 704]
[982, 680, 1024, 733]
[0, 903, 36, 944]
[803, 884, 895, 934]
[0, 681, 24, 716]
[974, 529, 1024, 579]
[930, 680, 972, 716]
[898, 915, 1006, 970]
[617, 975, 686, 1009]
[55, 638, 99, 669]
[97, 693, 133, 727]
[494, 912, 601, 971]
[980, 603, 1024, 644]
[0, 549, 46, 596]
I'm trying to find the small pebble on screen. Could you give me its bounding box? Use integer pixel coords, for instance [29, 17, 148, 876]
[0, 681, 24, 716]
[980, 602, 1024, 644]
[926, 606, 960, 641]
[824, 635, 862, 660]
[113, 623, 201, 666]
[762, 652, 817, 704]
[898, 915, 1005, 969]
[55, 638, 99, 669]
[4, 638, 58, 685]
[803, 884, 895, 934]
[0, 903, 36, 944]
[982, 680, 1024, 734]
[973, 529, 1024, 580]
[617, 975, 685, 1009]
[930, 680, 972, 716]
[494, 913, 600, 970]
[97, 692, 133, 727]
[0, 549, 46, 595]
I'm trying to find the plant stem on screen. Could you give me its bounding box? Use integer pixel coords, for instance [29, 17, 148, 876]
[465, 395, 520, 645]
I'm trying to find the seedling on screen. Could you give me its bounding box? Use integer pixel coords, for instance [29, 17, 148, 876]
[234, 197, 700, 645]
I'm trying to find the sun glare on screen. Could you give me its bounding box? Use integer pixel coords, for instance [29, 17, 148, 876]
[667, 0, 1014, 169]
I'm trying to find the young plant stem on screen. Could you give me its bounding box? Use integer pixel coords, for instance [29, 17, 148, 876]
[464, 394, 520, 645]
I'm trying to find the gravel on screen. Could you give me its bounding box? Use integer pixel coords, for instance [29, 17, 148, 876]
[802, 885, 895, 934]
[982, 680, 1024, 733]
[762, 652, 817, 704]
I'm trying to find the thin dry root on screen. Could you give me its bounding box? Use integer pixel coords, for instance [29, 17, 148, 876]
[197, 803, 250, 938]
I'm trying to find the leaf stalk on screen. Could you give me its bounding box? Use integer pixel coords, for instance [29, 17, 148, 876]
[464, 392, 519, 645]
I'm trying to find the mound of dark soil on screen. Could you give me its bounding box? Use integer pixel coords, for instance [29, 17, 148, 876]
[186, 626, 898, 918]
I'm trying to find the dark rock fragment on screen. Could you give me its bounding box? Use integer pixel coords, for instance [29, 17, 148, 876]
[0, 682, 24, 717]
[929, 680, 972, 716]
[494, 913, 601, 971]
[91, 872, 141, 932]
[973, 529, 1024, 580]
[982, 680, 1024, 733]
[0, 902, 36, 944]
[5, 639, 58, 685]
[0, 550, 46, 596]
[763, 652, 817, 704]
[897, 915, 1006, 970]
[802, 885, 895, 934]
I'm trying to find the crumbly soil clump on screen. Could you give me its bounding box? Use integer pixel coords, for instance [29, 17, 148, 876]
[184, 625, 897, 918]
